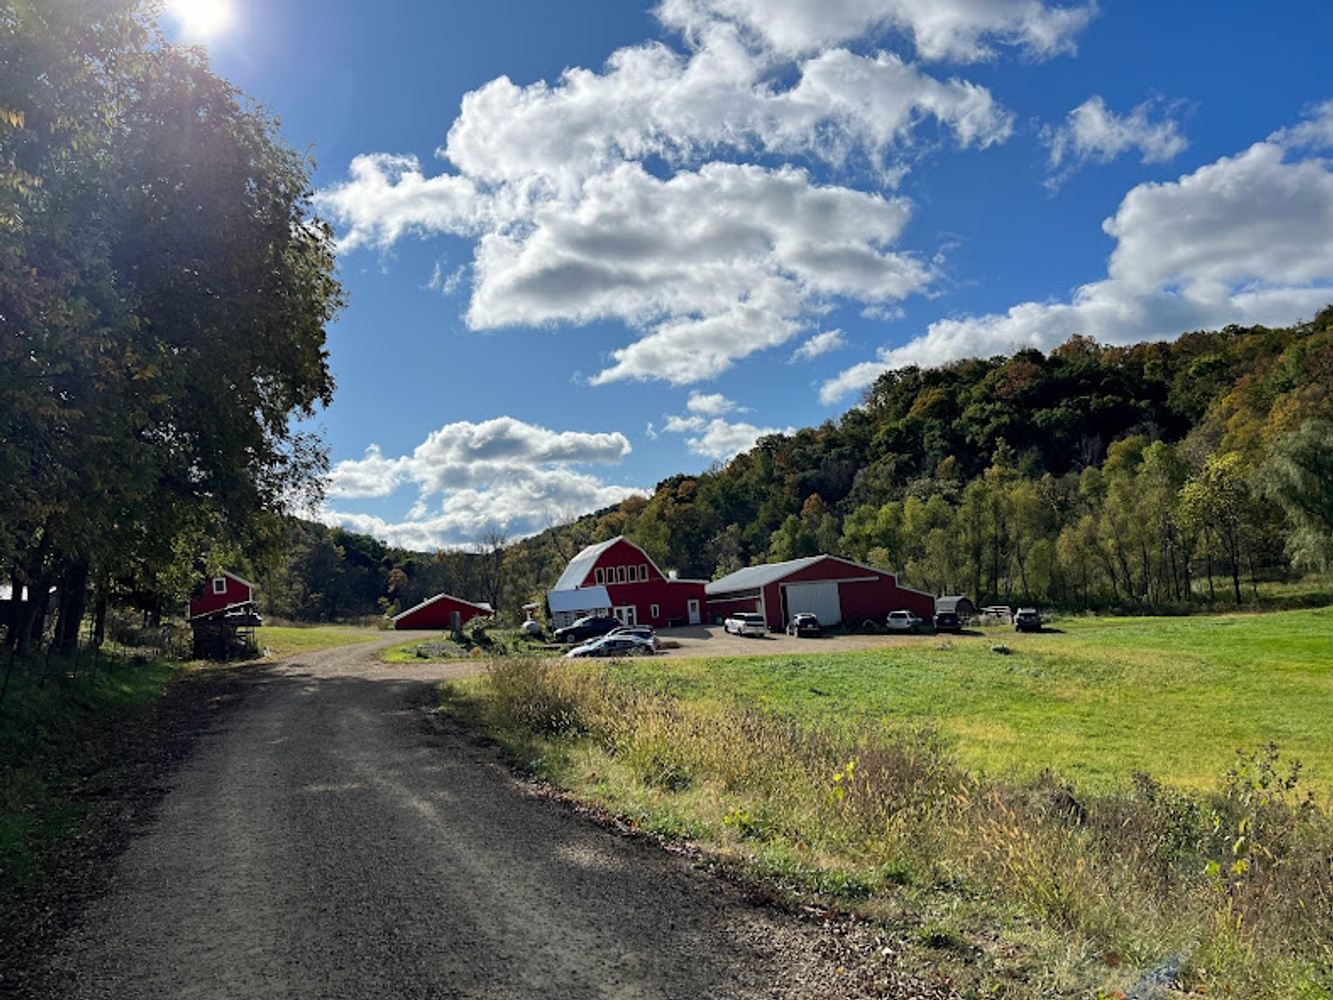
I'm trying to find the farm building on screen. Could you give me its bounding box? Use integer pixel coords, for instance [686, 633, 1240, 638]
[189, 570, 255, 619]
[188, 571, 261, 659]
[393, 593, 493, 631]
[706, 555, 935, 631]
[546, 536, 706, 629]
[936, 596, 977, 619]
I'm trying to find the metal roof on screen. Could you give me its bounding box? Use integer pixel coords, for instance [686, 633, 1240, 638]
[553, 537, 625, 591]
[705, 556, 825, 595]
[935, 596, 974, 613]
[547, 586, 611, 613]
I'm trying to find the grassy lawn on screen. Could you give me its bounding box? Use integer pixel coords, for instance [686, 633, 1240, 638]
[444, 607, 1333, 997]
[610, 606, 1333, 794]
[256, 624, 380, 659]
[380, 628, 545, 663]
[0, 654, 187, 901]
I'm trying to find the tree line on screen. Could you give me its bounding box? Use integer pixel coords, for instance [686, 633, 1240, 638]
[261, 312, 1332, 623]
[1, 1, 342, 661]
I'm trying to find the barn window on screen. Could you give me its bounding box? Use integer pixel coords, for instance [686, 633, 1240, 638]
[595, 567, 605, 585]
[651, 603, 660, 618]
[617, 565, 627, 583]
[639, 563, 649, 581]
[211, 577, 227, 595]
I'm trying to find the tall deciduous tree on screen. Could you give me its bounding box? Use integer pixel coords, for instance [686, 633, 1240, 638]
[2, 0, 342, 651]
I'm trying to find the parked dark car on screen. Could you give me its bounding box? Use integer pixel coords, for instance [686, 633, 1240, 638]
[1014, 607, 1043, 632]
[553, 615, 621, 644]
[933, 610, 962, 633]
[785, 613, 822, 638]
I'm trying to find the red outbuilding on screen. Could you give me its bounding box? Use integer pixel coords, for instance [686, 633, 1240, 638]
[393, 593, 494, 631]
[188, 570, 255, 619]
[705, 555, 935, 631]
[546, 536, 706, 629]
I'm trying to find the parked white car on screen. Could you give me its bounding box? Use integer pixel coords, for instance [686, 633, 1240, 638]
[723, 612, 768, 637]
[565, 634, 657, 659]
[885, 610, 924, 633]
[607, 624, 660, 648]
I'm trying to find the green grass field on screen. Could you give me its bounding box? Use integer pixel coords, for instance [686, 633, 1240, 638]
[610, 607, 1333, 795]
[451, 607, 1333, 997]
[256, 624, 379, 659]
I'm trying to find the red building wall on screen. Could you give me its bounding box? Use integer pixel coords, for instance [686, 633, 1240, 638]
[394, 594, 492, 630]
[572, 538, 706, 627]
[189, 573, 253, 619]
[751, 557, 935, 629]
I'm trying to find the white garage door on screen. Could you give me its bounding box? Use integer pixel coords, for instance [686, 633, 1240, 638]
[783, 581, 842, 626]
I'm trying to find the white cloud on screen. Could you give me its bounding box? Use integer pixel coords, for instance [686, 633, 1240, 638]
[461, 161, 931, 384]
[657, 0, 1096, 62]
[790, 328, 847, 361]
[315, 0, 1076, 384]
[444, 32, 1012, 195]
[1044, 95, 1187, 185]
[683, 418, 796, 460]
[663, 414, 706, 432]
[821, 129, 1333, 403]
[327, 444, 406, 499]
[323, 418, 642, 547]
[316, 154, 489, 252]
[686, 391, 740, 415]
[658, 398, 792, 460]
[1269, 99, 1333, 150]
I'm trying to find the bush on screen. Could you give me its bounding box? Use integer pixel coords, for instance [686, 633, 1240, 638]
[484, 656, 585, 737]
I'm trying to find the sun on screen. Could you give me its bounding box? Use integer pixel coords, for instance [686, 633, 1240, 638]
[168, 0, 236, 41]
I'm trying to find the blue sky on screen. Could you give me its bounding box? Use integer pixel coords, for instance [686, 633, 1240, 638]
[172, 0, 1333, 550]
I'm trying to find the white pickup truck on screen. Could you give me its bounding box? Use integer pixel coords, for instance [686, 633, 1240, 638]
[723, 612, 768, 637]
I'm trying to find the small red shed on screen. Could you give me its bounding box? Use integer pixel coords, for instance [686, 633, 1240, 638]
[706, 555, 934, 631]
[392, 593, 494, 631]
[189, 571, 255, 619]
[546, 536, 706, 629]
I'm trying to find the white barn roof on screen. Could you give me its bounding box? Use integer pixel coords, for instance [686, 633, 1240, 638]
[553, 538, 624, 591]
[706, 556, 824, 595]
[547, 586, 612, 613]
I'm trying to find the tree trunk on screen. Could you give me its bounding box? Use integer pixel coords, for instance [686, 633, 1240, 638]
[93, 590, 108, 648]
[54, 559, 89, 656]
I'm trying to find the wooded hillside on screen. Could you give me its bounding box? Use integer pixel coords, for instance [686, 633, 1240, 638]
[267, 310, 1333, 621]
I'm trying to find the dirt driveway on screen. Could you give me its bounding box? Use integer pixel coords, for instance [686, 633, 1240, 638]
[654, 623, 953, 658]
[23, 636, 947, 999]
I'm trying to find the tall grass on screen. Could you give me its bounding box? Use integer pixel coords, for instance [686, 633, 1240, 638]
[472, 656, 1333, 997]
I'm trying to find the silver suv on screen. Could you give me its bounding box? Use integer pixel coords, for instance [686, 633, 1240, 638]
[885, 610, 923, 633]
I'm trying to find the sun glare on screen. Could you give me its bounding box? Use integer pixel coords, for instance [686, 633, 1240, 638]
[169, 0, 236, 41]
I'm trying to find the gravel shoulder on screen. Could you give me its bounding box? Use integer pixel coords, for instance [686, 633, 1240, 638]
[14, 638, 946, 999]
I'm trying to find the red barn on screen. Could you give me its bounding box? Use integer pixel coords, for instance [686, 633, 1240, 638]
[189, 571, 255, 619]
[706, 555, 934, 631]
[393, 593, 494, 631]
[547, 536, 706, 629]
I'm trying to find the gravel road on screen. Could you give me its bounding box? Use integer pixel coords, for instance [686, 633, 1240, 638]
[26, 638, 944, 1000]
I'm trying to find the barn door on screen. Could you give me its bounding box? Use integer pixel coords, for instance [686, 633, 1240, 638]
[782, 582, 842, 626]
